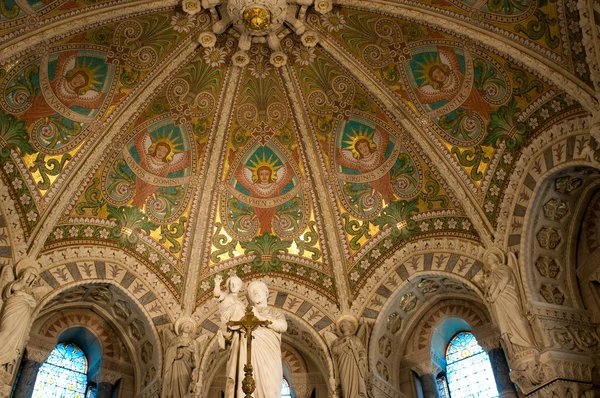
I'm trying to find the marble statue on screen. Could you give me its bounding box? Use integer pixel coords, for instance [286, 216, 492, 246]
[482, 247, 537, 351]
[162, 318, 208, 398]
[0, 258, 42, 369]
[325, 314, 370, 398]
[223, 280, 286, 398]
[213, 274, 243, 330]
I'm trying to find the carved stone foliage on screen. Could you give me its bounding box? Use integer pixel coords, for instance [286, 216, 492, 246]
[535, 256, 561, 279]
[536, 226, 562, 250]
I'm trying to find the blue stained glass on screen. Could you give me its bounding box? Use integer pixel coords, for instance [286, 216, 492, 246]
[446, 332, 499, 398]
[32, 343, 88, 398]
[281, 378, 292, 398]
[436, 375, 451, 398]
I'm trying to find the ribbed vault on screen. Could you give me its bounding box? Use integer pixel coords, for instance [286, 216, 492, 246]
[0, 0, 595, 320]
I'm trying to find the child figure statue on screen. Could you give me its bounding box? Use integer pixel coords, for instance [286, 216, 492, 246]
[213, 274, 244, 349]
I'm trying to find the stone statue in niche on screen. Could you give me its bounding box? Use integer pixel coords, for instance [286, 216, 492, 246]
[480, 247, 537, 355]
[324, 314, 371, 398]
[0, 258, 45, 371]
[221, 280, 287, 398]
[161, 318, 208, 398]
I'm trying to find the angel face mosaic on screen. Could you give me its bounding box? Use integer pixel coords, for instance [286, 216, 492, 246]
[286, 40, 479, 292]
[0, 10, 202, 235]
[44, 36, 230, 297]
[311, 7, 584, 225]
[199, 44, 333, 303]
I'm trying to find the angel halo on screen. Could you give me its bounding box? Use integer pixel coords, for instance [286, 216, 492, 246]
[174, 316, 197, 335]
[336, 313, 359, 335]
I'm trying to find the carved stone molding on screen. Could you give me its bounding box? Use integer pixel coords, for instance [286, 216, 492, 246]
[495, 115, 590, 251]
[136, 378, 161, 398]
[23, 343, 53, 363]
[371, 374, 404, 398]
[527, 303, 600, 353]
[527, 379, 594, 398]
[509, 350, 594, 395]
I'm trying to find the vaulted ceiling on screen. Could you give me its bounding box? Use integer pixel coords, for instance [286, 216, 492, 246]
[0, 0, 597, 324]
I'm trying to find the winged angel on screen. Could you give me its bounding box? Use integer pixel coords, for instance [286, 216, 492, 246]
[0, 259, 46, 370]
[161, 318, 209, 398]
[324, 314, 371, 398]
[479, 247, 537, 354]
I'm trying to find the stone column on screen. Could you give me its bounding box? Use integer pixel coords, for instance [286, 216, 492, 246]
[11, 359, 41, 398]
[95, 370, 121, 398]
[96, 381, 114, 398]
[12, 347, 50, 398]
[488, 348, 518, 398]
[420, 373, 440, 398]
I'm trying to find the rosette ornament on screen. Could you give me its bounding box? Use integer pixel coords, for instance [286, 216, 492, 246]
[183, 0, 332, 66]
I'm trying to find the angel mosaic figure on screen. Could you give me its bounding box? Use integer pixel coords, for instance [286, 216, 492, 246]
[325, 314, 370, 398]
[131, 130, 191, 208]
[161, 318, 208, 398]
[336, 127, 395, 204]
[21, 50, 113, 127]
[0, 258, 43, 369]
[481, 247, 537, 353]
[234, 155, 294, 233]
[412, 46, 493, 119]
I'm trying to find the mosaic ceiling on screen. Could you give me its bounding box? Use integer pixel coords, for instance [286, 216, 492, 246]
[0, 0, 594, 315]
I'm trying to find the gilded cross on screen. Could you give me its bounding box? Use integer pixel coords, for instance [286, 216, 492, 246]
[227, 304, 271, 398]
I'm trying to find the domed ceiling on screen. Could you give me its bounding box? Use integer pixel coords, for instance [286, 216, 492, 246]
[0, 0, 595, 323]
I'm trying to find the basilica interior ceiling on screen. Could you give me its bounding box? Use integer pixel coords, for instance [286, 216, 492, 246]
[0, 0, 598, 363]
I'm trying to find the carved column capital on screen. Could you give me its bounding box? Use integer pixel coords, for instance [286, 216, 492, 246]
[24, 346, 51, 363]
[508, 350, 594, 395]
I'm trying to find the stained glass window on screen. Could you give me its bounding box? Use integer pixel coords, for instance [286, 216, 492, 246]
[445, 332, 498, 398]
[32, 343, 88, 398]
[436, 374, 451, 398]
[281, 378, 292, 398]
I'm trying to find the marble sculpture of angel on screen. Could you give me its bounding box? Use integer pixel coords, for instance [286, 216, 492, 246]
[0, 258, 44, 369]
[161, 318, 208, 398]
[481, 247, 537, 351]
[325, 314, 370, 398]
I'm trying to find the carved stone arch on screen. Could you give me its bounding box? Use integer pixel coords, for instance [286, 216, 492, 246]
[519, 162, 600, 308]
[0, 1, 177, 62]
[281, 343, 308, 375]
[34, 309, 123, 360]
[408, 299, 493, 355]
[368, 269, 488, 390]
[32, 277, 168, 393]
[37, 246, 182, 321]
[354, 237, 486, 319]
[496, 115, 590, 251]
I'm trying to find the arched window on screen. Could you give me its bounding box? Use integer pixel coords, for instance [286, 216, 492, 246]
[444, 331, 498, 398]
[32, 342, 89, 398]
[281, 378, 292, 398]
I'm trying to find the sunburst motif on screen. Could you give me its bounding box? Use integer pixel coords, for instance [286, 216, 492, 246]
[148, 130, 183, 162]
[247, 153, 281, 182]
[413, 53, 447, 88]
[65, 58, 104, 94]
[342, 126, 375, 159]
